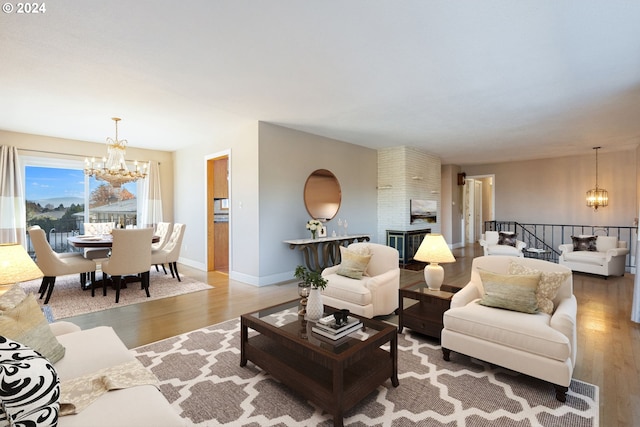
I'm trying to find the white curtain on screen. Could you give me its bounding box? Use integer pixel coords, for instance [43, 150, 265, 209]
[632, 240, 640, 322]
[0, 146, 26, 244]
[138, 161, 163, 228]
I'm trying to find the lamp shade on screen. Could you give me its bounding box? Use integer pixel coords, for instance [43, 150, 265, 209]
[413, 233, 456, 264]
[0, 243, 44, 286]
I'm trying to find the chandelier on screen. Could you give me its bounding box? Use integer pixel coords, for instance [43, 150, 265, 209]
[586, 146, 608, 210]
[84, 117, 148, 189]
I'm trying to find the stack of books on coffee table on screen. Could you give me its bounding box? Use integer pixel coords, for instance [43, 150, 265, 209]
[312, 315, 363, 340]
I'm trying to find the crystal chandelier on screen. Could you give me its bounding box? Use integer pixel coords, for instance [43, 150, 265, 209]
[84, 117, 148, 189]
[586, 146, 608, 210]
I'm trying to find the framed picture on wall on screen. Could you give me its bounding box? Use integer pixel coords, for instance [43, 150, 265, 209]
[410, 199, 437, 224]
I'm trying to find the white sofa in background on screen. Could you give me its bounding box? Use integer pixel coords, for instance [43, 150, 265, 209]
[441, 256, 576, 402]
[52, 322, 184, 427]
[321, 242, 400, 318]
[559, 235, 629, 277]
[479, 230, 526, 257]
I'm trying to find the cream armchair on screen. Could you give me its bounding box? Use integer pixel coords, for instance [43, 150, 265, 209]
[479, 230, 526, 257]
[441, 256, 576, 402]
[321, 242, 400, 318]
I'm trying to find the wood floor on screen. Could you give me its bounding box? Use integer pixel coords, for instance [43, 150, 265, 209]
[66, 244, 639, 427]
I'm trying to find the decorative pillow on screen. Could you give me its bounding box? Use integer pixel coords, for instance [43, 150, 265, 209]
[571, 235, 596, 252]
[336, 246, 372, 279]
[498, 231, 517, 247]
[0, 294, 65, 364]
[0, 285, 28, 311]
[0, 336, 59, 427]
[595, 235, 617, 252]
[508, 261, 571, 314]
[478, 270, 540, 313]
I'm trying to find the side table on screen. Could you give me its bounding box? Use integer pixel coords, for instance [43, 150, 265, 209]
[398, 283, 460, 339]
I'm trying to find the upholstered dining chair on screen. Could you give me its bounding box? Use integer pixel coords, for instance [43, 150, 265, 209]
[83, 222, 115, 261]
[151, 223, 186, 282]
[27, 226, 97, 304]
[151, 222, 173, 251]
[100, 228, 154, 303]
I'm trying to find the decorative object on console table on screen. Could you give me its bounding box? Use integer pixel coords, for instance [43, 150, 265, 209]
[0, 243, 44, 295]
[294, 265, 327, 321]
[306, 219, 323, 239]
[412, 233, 456, 291]
[398, 283, 460, 339]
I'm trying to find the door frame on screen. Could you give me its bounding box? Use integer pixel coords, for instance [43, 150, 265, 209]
[205, 149, 231, 272]
[463, 174, 495, 244]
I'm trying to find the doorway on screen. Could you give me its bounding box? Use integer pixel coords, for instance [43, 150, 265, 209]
[463, 176, 494, 244]
[206, 153, 230, 273]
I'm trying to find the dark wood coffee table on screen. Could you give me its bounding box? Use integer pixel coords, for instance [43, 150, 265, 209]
[240, 299, 398, 427]
[398, 283, 461, 339]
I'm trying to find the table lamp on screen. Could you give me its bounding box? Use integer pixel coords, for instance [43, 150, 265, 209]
[413, 233, 456, 291]
[0, 243, 44, 295]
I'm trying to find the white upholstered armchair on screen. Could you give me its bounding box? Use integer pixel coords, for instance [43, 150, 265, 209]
[479, 230, 526, 257]
[321, 242, 400, 318]
[441, 256, 576, 402]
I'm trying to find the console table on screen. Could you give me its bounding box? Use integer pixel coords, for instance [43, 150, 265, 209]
[284, 234, 370, 272]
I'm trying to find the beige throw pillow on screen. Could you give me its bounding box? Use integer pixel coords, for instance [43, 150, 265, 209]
[478, 270, 540, 314]
[0, 293, 65, 363]
[336, 246, 372, 279]
[508, 261, 570, 314]
[0, 284, 29, 311]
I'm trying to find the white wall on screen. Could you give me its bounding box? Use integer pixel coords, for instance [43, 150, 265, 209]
[258, 123, 378, 284]
[462, 149, 637, 227]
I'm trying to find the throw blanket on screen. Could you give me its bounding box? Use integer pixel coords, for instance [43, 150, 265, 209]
[59, 360, 159, 416]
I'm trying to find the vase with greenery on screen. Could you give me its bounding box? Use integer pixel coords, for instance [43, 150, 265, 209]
[294, 265, 327, 320]
[306, 219, 323, 239]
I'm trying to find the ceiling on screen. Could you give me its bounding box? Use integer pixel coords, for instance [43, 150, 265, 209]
[1, 1, 639, 165]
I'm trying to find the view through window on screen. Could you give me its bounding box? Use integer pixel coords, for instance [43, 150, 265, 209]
[25, 165, 138, 253]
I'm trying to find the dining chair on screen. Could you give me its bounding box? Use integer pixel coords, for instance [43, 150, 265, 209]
[151, 223, 186, 281]
[151, 222, 173, 251]
[100, 228, 154, 303]
[27, 226, 97, 304]
[83, 222, 115, 260]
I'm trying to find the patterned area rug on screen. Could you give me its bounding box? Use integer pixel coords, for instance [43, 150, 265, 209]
[20, 270, 212, 320]
[133, 315, 599, 426]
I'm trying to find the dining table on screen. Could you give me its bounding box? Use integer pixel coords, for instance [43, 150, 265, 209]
[67, 233, 160, 248]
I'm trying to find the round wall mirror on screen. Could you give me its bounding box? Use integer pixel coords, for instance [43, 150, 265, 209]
[304, 169, 341, 221]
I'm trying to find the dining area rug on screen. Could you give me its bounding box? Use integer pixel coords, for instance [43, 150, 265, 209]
[20, 270, 212, 320]
[133, 317, 599, 427]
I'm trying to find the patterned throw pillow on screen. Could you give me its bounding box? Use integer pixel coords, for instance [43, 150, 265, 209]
[336, 246, 372, 279]
[477, 270, 540, 313]
[508, 260, 571, 314]
[571, 235, 596, 251]
[0, 294, 65, 364]
[498, 231, 517, 247]
[0, 336, 60, 427]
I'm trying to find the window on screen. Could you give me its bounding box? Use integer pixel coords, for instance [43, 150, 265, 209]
[24, 158, 139, 253]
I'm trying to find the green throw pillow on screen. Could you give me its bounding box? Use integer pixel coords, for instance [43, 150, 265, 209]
[336, 246, 372, 279]
[508, 261, 570, 314]
[478, 270, 540, 314]
[0, 293, 65, 363]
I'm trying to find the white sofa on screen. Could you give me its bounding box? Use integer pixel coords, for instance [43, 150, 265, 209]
[441, 256, 576, 401]
[321, 242, 400, 318]
[479, 230, 526, 257]
[559, 235, 629, 277]
[53, 322, 184, 427]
